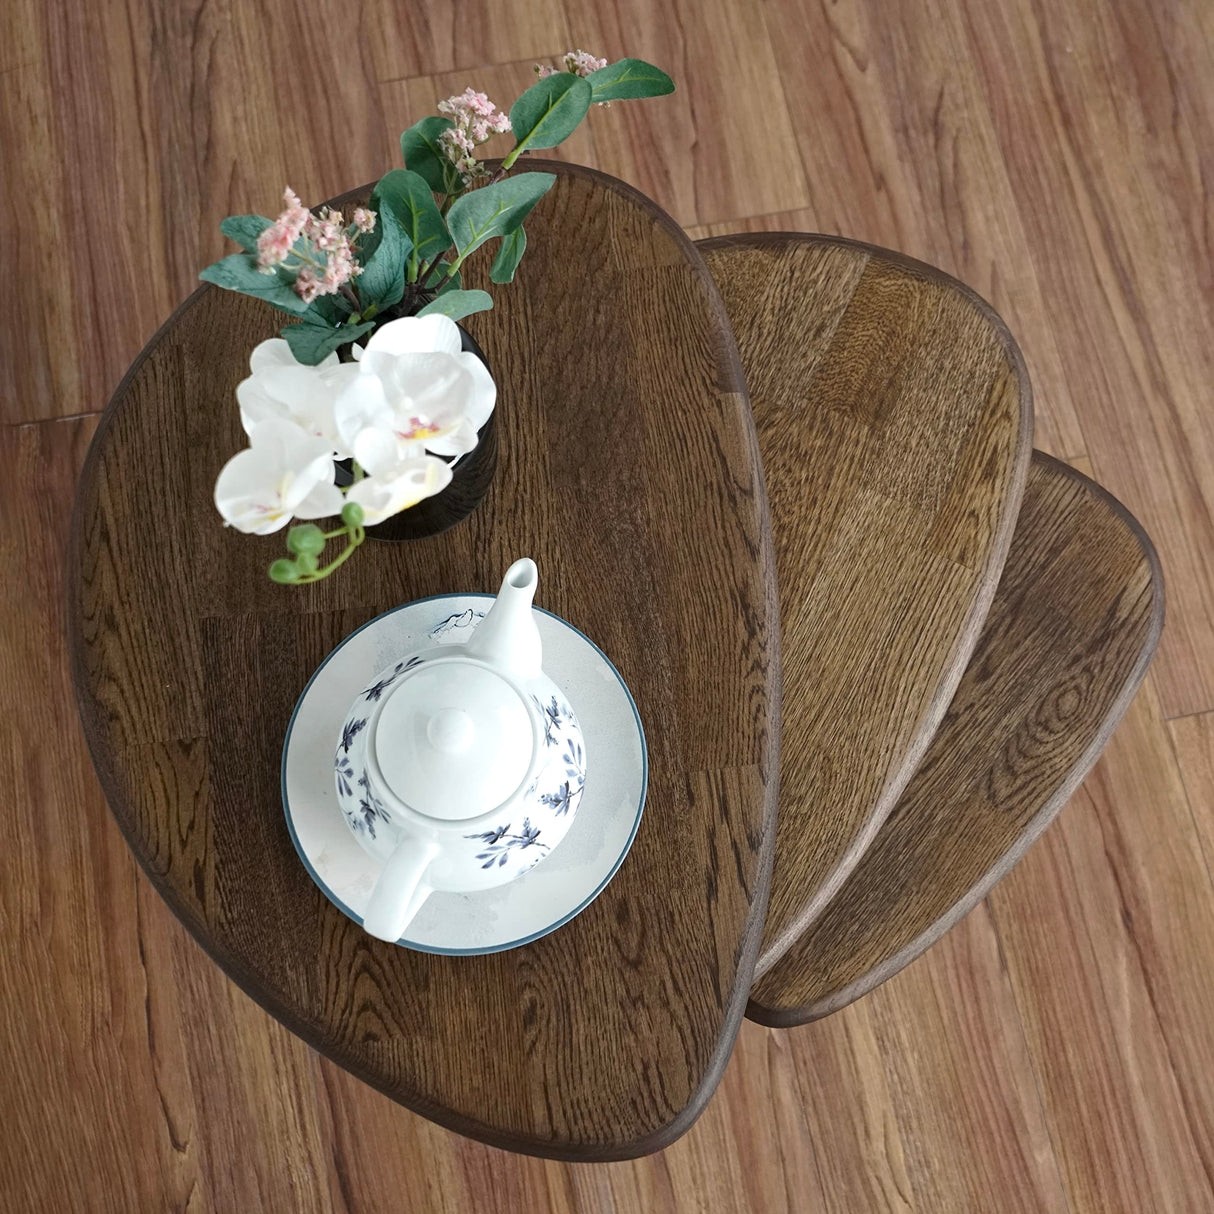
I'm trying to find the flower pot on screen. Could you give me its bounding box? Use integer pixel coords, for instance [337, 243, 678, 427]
[335, 324, 497, 542]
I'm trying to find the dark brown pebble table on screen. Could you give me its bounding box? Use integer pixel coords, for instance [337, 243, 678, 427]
[69, 164, 780, 1161]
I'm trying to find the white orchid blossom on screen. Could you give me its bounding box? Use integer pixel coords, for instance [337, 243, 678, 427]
[214, 316, 496, 587]
[345, 455, 454, 525]
[235, 338, 361, 455]
[333, 315, 496, 466]
[214, 417, 344, 534]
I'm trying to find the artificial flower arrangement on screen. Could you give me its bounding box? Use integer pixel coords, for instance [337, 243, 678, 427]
[203, 52, 674, 584]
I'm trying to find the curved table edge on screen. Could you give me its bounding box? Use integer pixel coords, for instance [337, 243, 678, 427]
[745, 451, 1165, 1028]
[67, 162, 782, 1162]
[695, 231, 1035, 975]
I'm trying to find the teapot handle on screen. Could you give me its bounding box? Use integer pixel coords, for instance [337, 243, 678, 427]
[362, 838, 439, 942]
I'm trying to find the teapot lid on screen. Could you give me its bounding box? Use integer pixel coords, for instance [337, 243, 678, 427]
[373, 658, 535, 820]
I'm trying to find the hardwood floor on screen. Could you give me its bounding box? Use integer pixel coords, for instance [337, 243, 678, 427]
[2, 0, 1212, 1208]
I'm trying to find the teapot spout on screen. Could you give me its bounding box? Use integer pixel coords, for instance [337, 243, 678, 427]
[466, 558, 543, 679]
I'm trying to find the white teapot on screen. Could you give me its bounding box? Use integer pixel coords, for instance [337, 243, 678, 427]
[334, 559, 587, 942]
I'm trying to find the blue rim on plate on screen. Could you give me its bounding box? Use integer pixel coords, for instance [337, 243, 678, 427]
[280, 594, 648, 955]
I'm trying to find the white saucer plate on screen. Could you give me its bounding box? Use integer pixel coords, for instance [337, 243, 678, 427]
[281, 595, 647, 954]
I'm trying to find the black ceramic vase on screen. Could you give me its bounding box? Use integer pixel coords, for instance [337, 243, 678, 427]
[334, 324, 497, 542]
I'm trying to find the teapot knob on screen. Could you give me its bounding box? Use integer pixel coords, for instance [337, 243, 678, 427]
[426, 707, 475, 754]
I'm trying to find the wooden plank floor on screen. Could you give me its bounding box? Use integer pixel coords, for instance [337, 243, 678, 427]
[2, 0, 1212, 1208]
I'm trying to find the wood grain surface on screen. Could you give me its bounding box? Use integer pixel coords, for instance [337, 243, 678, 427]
[699, 232, 1030, 969]
[749, 452, 1163, 1023]
[66, 163, 780, 1160]
[2, 418, 342, 1211]
[7, 0, 1214, 1208]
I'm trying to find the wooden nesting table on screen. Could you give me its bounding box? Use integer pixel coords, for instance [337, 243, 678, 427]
[700, 233, 1032, 972]
[697, 233, 1161, 1026]
[69, 164, 780, 1161]
[69, 167, 1160, 1160]
[749, 449, 1163, 1024]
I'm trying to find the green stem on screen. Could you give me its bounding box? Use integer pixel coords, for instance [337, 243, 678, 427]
[296, 528, 365, 583]
[287, 243, 325, 272]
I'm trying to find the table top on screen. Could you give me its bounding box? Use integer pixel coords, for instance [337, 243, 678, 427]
[749, 452, 1163, 1023]
[699, 233, 1032, 973]
[69, 163, 780, 1161]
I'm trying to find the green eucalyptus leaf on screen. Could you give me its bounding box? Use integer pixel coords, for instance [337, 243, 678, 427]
[427, 263, 461, 293]
[219, 214, 272, 254]
[445, 173, 555, 260]
[416, 289, 493, 321]
[400, 115, 456, 193]
[310, 293, 353, 324]
[509, 73, 592, 152]
[359, 182, 413, 310]
[373, 169, 452, 278]
[490, 226, 527, 284]
[281, 317, 375, 365]
[199, 253, 312, 314]
[585, 58, 675, 102]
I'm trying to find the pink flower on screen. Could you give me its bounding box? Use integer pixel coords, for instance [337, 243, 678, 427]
[562, 49, 607, 77]
[438, 87, 506, 123]
[248, 187, 369, 301]
[306, 206, 347, 252]
[322, 255, 353, 292]
[256, 226, 294, 271]
[279, 188, 309, 234]
[442, 126, 475, 155]
[315, 229, 360, 297]
[256, 186, 311, 271]
[295, 267, 322, 303]
[533, 51, 610, 103]
[435, 87, 511, 187]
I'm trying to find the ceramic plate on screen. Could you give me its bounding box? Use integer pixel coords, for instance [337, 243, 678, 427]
[282, 595, 647, 954]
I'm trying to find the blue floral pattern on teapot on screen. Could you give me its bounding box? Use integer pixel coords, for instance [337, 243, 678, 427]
[333, 601, 587, 890]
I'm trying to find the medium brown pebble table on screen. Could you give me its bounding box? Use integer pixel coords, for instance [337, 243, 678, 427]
[698, 232, 1160, 1026]
[700, 232, 1031, 972]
